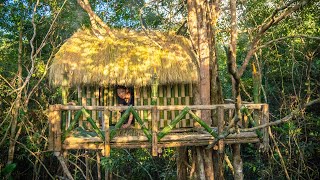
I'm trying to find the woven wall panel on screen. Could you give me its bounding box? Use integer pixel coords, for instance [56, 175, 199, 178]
[134, 86, 151, 129]
[77, 84, 193, 130]
[156, 84, 193, 128]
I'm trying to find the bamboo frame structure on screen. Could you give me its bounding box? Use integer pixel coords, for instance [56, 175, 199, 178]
[48, 103, 269, 157]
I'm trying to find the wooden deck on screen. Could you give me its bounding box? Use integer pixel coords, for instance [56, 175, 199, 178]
[48, 104, 269, 156]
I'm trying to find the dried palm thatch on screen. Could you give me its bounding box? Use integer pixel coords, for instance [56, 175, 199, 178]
[50, 28, 198, 87]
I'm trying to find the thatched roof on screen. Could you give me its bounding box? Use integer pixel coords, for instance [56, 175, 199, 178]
[49, 28, 199, 87]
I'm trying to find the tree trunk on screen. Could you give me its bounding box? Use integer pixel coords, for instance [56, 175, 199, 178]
[196, 147, 206, 180]
[7, 25, 23, 165]
[77, 0, 112, 36]
[187, 0, 223, 179]
[232, 144, 243, 180]
[177, 147, 188, 180]
[203, 149, 214, 180]
[208, 2, 224, 179]
[229, 1, 244, 180]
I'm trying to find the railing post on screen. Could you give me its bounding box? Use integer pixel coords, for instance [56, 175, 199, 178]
[104, 109, 110, 157]
[49, 105, 61, 152]
[48, 105, 54, 151]
[152, 106, 158, 156]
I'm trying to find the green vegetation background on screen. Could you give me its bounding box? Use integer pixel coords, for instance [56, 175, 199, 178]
[0, 0, 319, 179]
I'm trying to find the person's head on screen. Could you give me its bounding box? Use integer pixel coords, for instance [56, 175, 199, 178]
[117, 86, 129, 99]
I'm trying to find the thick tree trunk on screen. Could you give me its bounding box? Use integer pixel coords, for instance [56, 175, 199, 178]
[187, 0, 223, 179]
[197, 0, 211, 124]
[203, 149, 214, 180]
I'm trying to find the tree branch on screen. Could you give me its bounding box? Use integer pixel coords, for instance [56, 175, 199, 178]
[207, 98, 320, 149]
[242, 97, 320, 132]
[238, 0, 309, 77]
[55, 152, 74, 180]
[139, 2, 163, 49]
[15, 140, 54, 179]
[77, 0, 113, 37]
[257, 35, 320, 50]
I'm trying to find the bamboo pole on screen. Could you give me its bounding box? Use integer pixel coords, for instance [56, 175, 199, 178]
[103, 87, 107, 106]
[61, 78, 69, 179]
[80, 87, 86, 127]
[151, 73, 159, 156]
[188, 110, 218, 138]
[129, 108, 152, 141]
[86, 86, 92, 130]
[158, 107, 190, 140]
[152, 106, 158, 156]
[92, 87, 97, 127]
[63, 110, 82, 141]
[61, 73, 68, 132]
[104, 109, 110, 157]
[82, 108, 105, 140]
[109, 107, 131, 139]
[174, 84, 179, 128]
[78, 86, 82, 105]
[252, 63, 261, 104]
[61, 73, 68, 105]
[241, 107, 263, 139]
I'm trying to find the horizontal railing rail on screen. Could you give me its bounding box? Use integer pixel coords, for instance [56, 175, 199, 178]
[50, 103, 267, 111]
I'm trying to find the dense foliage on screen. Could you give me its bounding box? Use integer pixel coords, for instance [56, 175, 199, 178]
[0, 0, 319, 179]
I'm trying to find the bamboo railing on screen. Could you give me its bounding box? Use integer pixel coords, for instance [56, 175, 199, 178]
[48, 103, 269, 156]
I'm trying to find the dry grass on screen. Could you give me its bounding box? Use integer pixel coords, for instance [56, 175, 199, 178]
[49, 28, 198, 87]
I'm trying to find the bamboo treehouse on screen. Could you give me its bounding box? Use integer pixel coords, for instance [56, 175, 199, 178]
[48, 28, 269, 158]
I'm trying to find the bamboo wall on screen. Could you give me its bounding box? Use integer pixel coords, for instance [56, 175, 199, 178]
[134, 84, 193, 129]
[75, 84, 194, 129]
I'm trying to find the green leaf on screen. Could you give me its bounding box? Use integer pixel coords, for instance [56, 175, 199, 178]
[1, 163, 16, 176]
